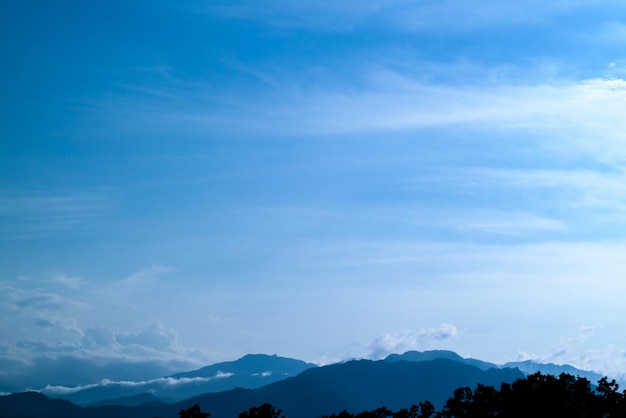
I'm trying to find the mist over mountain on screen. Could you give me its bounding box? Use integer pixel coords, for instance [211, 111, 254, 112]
[6, 0, 626, 406]
[29, 350, 615, 408]
[503, 359, 604, 384]
[169, 353, 316, 379]
[3, 350, 622, 418]
[185, 358, 523, 418]
[0, 356, 524, 418]
[1, 353, 194, 394]
[46, 354, 316, 405]
[384, 350, 603, 382]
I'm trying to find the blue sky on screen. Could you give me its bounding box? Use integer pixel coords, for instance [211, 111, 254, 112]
[3, 0, 626, 390]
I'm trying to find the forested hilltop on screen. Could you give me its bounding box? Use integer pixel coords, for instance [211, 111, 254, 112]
[182, 373, 626, 418]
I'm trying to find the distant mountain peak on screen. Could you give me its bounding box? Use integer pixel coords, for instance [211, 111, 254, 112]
[383, 350, 498, 372]
[54, 353, 317, 406]
[34, 350, 613, 411]
[384, 350, 464, 362]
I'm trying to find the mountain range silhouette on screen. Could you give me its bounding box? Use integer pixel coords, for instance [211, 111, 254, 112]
[0, 350, 608, 418]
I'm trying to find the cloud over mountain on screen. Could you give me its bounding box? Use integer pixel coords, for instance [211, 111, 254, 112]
[368, 325, 459, 359]
[3, 0, 626, 389]
[0, 320, 203, 390]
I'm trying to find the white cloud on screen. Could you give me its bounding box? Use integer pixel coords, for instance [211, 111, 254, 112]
[81, 326, 119, 348]
[133, 73, 626, 165]
[509, 326, 626, 382]
[116, 322, 179, 352]
[110, 265, 173, 292]
[47, 275, 84, 290]
[367, 324, 459, 359]
[0, 342, 205, 390]
[39, 372, 232, 396]
[0, 271, 216, 390]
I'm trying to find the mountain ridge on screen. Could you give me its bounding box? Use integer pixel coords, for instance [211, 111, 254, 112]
[1, 352, 616, 418]
[52, 353, 315, 406]
[0, 358, 524, 418]
[17, 350, 616, 410]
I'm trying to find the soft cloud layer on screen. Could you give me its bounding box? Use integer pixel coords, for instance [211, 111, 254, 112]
[40, 373, 232, 396]
[0, 324, 203, 390]
[3, 0, 626, 390]
[94, 72, 626, 176]
[207, 0, 606, 31]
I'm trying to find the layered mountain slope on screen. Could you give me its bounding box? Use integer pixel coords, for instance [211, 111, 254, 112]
[182, 358, 524, 418]
[59, 354, 316, 405]
[0, 392, 82, 418]
[384, 350, 498, 370]
[385, 350, 603, 382]
[503, 359, 603, 383]
[2, 358, 523, 418]
[6, 350, 615, 418]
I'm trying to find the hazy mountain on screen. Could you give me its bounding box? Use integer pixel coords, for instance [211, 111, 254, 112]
[56, 354, 316, 405]
[170, 353, 316, 379]
[87, 392, 166, 407]
[1, 358, 524, 418]
[385, 350, 605, 382]
[0, 392, 82, 418]
[1, 355, 194, 394]
[6, 350, 617, 418]
[0, 392, 172, 418]
[502, 359, 604, 383]
[384, 350, 498, 370]
[176, 358, 524, 418]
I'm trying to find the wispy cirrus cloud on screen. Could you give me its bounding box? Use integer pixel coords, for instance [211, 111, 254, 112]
[204, 0, 599, 31]
[0, 321, 209, 389]
[0, 191, 109, 239]
[440, 211, 565, 236]
[105, 265, 174, 297]
[99, 69, 626, 166]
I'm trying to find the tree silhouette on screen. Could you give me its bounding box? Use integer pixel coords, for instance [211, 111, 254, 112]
[354, 406, 393, 418]
[437, 372, 626, 418]
[239, 403, 284, 418]
[183, 373, 626, 418]
[323, 402, 436, 418]
[179, 403, 210, 418]
[320, 409, 355, 418]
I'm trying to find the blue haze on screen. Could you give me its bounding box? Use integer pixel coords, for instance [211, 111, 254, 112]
[2, 0, 626, 388]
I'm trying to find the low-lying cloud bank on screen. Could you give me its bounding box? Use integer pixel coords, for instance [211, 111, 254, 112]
[39, 372, 233, 396]
[0, 321, 211, 391]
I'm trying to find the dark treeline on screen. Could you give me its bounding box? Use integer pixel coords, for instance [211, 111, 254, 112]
[325, 373, 626, 418]
[184, 373, 626, 418]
